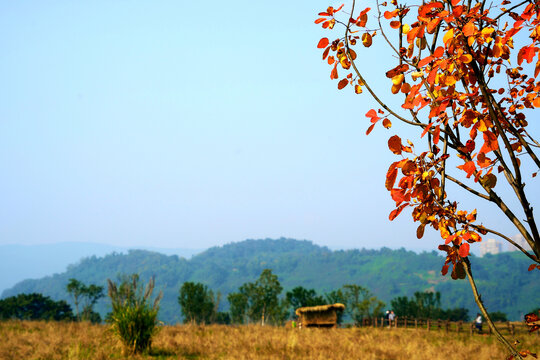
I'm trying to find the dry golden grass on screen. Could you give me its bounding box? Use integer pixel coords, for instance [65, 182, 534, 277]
[1, 320, 539, 360]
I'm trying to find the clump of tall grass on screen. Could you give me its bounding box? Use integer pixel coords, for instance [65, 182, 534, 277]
[107, 274, 163, 354]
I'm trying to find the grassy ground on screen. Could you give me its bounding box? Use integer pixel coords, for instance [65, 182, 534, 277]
[1, 320, 538, 359]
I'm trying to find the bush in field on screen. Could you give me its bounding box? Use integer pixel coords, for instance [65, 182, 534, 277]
[107, 274, 163, 354]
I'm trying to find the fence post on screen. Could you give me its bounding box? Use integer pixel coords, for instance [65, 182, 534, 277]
[404, 316, 408, 329]
[457, 321, 462, 334]
[415, 318, 418, 330]
[511, 324, 515, 336]
[445, 321, 449, 333]
[373, 317, 377, 328]
[427, 319, 431, 331]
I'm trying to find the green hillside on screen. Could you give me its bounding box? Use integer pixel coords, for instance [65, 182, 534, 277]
[2, 238, 538, 323]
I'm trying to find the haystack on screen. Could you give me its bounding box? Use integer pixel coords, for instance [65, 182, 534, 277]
[295, 303, 345, 328]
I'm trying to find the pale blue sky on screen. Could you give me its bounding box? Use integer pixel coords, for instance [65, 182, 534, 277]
[1, 1, 537, 252]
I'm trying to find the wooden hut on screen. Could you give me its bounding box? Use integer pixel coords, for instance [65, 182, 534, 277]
[295, 303, 345, 328]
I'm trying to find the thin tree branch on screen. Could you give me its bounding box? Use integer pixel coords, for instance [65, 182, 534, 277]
[462, 259, 524, 360]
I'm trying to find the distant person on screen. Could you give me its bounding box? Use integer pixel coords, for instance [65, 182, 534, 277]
[475, 313, 483, 333]
[385, 310, 390, 326]
[389, 310, 396, 328]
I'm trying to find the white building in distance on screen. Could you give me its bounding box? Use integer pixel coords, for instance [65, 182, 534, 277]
[480, 238, 503, 257]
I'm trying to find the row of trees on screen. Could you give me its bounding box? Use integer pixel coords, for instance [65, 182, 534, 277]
[0, 270, 501, 325]
[178, 269, 475, 325]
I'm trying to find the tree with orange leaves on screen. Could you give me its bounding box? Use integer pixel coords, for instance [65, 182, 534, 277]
[316, 1, 540, 358]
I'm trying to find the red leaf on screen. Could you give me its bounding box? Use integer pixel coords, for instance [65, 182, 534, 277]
[317, 38, 330, 48]
[421, 122, 433, 138]
[338, 78, 349, 89]
[529, 264, 537, 271]
[518, 45, 537, 65]
[366, 123, 375, 135]
[433, 125, 441, 144]
[418, 2, 444, 17]
[365, 109, 380, 123]
[441, 264, 450, 276]
[459, 243, 470, 257]
[388, 135, 403, 155]
[389, 204, 407, 220]
[386, 163, 398, 190]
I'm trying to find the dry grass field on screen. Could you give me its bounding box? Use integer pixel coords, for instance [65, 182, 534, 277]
[1, 320, 539, 360]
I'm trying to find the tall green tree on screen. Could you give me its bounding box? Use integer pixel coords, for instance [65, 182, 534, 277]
[286, 286, 326, 309]
[66, 278, 104, 322]
[178, 282, 216, 324]
[342, 284, 384, 324]
[391, 291, 469, 321]
[227, 292, 249, 324]
[236, 269, 283, 325]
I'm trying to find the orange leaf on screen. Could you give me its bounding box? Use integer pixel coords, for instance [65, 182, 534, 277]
[331, 64, 338, 79]
[433, 46, 444, 58]
[421, 122, 433, 138]
[418, 56, 434, 68]
[390, 21, 401, 29]
[317, 38, 329, 49]
[384, 9, 398, 19]
[388, 135, 402, 155]
[479, 130, 499, 154]
[338, 78, 349, 89]
[382, 118, 392, 128]
[458, 160, 476, 178]
[366, 123, 375, 135]
[365, 109, 380, 123]
[459, 243, 470, 257]
[518, 45, 537, 65]
[462, 21, 476, 37]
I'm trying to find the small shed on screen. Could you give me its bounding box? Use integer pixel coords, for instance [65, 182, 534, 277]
[295, 303, 345, 328]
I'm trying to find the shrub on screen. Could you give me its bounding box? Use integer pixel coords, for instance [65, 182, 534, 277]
[107, 274, 163, 354]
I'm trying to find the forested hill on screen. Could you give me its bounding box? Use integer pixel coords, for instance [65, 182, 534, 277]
[3, 238, 538, 322]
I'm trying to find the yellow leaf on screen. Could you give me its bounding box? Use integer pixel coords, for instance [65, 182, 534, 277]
[445, 75, 457, 86]
[362, 32, 373, 47]
[402, 24, 410, 34]
[443, 28, 454, 45]
[460, 54, 472, 63]
[392, 74, 405, 85]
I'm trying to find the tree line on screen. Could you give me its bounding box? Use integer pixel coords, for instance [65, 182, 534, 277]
[0, 268, 494, 324]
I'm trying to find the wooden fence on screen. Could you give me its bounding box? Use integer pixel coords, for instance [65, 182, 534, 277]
[360, 316, 537, 336]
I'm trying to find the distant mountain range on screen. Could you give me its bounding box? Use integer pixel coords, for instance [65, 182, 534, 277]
[0, 242, 201, 293]
[2, 238, 538, 322]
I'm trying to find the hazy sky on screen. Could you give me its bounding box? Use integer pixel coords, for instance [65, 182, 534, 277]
[1, 1, 538, 253]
